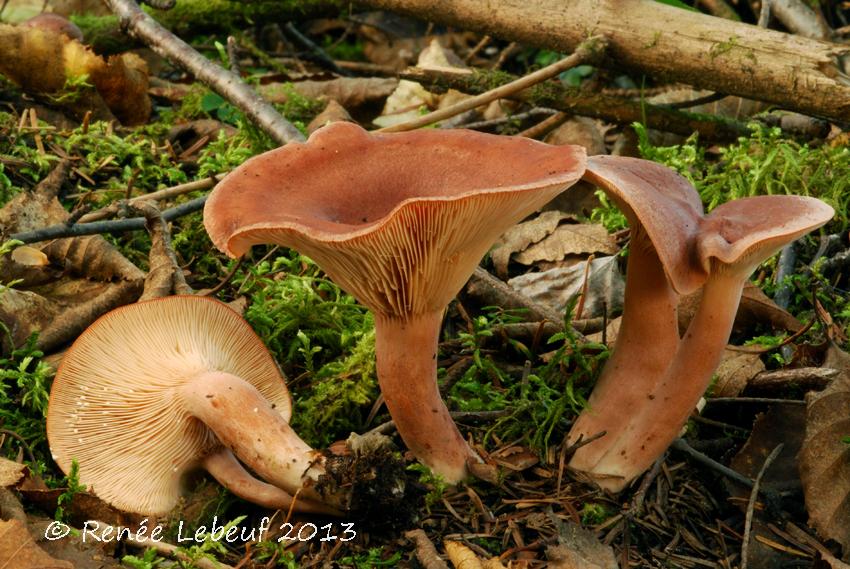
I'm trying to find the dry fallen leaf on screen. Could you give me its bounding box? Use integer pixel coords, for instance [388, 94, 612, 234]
[0, 458, 25, 488]
[0, 519, 73, 569]
[712, 349, 766, 397]
[514, 223, 618, 266]
[0, 23, 151, 124]
[11, 246, 49, 267]
[508, 256, 624, 318]
[259, 77, 399, 111]
[544, 117, 606, 156]
[492, 211, 571, 277]
[307, 99, 354, 134]
[799, 370, 850, 552]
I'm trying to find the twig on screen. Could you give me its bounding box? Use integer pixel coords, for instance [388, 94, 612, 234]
[282, 22, 351, 77]
[11, 196, 208, 243]
[461, 108, 558, 131]
[724, 316, 814, 354]
[741, 443, 784, 569]
[204, 256, 244, 296]
[102, 0, 304, 145]
[226, 36, 241, 76]
[670, 438, 755, 489]
[516, 111, 569, 139]
[0, 429, 37, 466]
[664, 91, 729, 109]
[78, 175, 224, 223]
[748, 367, 837, 391]
[466, 267, 567, 331]
[405, 529, 450, 569]
[378, 35, 608, 133]
[706, 397, 806, 405]
[758, 0, 772, 27]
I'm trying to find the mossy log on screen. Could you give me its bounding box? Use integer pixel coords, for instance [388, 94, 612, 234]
[357, 0, 850, 123]
[401, 67, 749, 141]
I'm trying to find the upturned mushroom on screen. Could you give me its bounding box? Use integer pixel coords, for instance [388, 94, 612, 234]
[576, 191, 833, 491]
[567, 156, 706, 478]
[47, 295, 341, 515]
[204, 121, 586, 482]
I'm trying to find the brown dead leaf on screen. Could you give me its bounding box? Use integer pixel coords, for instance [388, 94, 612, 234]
[514, 223, 618, 266]
[0, 162, 143, 353]
[492, 211, 571, 278]
[19, 487, 142, 530]
[679, 283, 801, 336]
[0, 518, 73, 569]
[0, 24, 150, 124]
[0, 458, 25, 488]
[730, 404, 806, 495]
[546, 522, 618, 569]
[507, 256, 624, 318]
[799, 371, 850, 552]
[544, 117, 606, 156]
[307, 99, 354, 134]
[712, 349, 766, 397]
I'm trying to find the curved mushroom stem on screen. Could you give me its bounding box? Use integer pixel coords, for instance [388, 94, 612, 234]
[568, 226, 680, 477]
[588, 268, 744, 491]
[202, 448, 341, 515]
[179, 371, 341, 508]
[375, 312, 480, 483]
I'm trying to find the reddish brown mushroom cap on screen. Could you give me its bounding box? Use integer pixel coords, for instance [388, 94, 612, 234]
[583, 155, 706, 295]
[47, 296, 292, 515]
[697, 195, 835, 274]
[204, 122, 586, 316]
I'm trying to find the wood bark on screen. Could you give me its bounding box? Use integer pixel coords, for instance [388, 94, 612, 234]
[356, 0, 850, 122]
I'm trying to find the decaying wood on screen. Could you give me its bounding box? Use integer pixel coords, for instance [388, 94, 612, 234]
[359, 0, 850, 123]
[102, 0, 304, 145]
[466, 267, 566, 328]
[749, 367, 838, 392]
[132, 201, 193, 300]
[406, 529, 450, 569]
[401, 67, 748, 141]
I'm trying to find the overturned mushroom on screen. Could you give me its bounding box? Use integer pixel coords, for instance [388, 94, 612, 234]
[567, 156, 706, 477]
[204, 121, 586, 482]
[580, 193, 833, 491]
[47, 295, 340, 515]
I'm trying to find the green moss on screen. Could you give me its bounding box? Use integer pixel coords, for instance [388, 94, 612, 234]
[147, 0, 340, 34]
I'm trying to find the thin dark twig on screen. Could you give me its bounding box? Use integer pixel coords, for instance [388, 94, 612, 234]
[670, 438, 754, 489]
[0, 429, 37, 466]
[282, 22, 351, 77]
[11, 195, 208, 243]
[706, 397, 806, 405]
[741, 443, 784, 569]
[205, 257, 244, 296]
[664, 91, 729, 109]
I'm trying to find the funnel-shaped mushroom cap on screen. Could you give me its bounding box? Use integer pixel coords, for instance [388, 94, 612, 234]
[205, 122, 586, 316]
[583, 155, 706, 295]
[47, 296, 292, 515]
[697, 195, 835, 273]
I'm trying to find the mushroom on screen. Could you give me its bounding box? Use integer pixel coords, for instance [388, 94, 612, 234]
[567, 156, 706, 477]
[204, 121, 586, 482]
[578, 193, 833, 491]
[47, 295, 340, 515]
[20, 13, 84, 42]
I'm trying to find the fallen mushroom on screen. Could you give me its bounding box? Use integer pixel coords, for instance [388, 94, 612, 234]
[567, 156, 706, 478]
[581, 193, 833, 491]
[47, 295, 342, 515]
[204, 121, 586, 482]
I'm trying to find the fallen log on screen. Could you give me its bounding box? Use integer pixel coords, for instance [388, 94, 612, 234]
[355, 0, 850, 122]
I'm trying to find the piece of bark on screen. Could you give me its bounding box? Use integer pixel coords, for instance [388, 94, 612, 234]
[466, 267, 565, 327]
[749, 367, 838, 392]
[363, 0, 850, 124]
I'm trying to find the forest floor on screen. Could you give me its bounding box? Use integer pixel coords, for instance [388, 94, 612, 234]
[0, 1, 849, 568]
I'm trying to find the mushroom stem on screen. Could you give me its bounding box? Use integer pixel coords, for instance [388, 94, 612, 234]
[589, 268, 744, 491]
[180, 371, 336, 506]
[374, 312, 478, 483]
[201, 448, 341, 515]
[568, 227, 680, 473]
